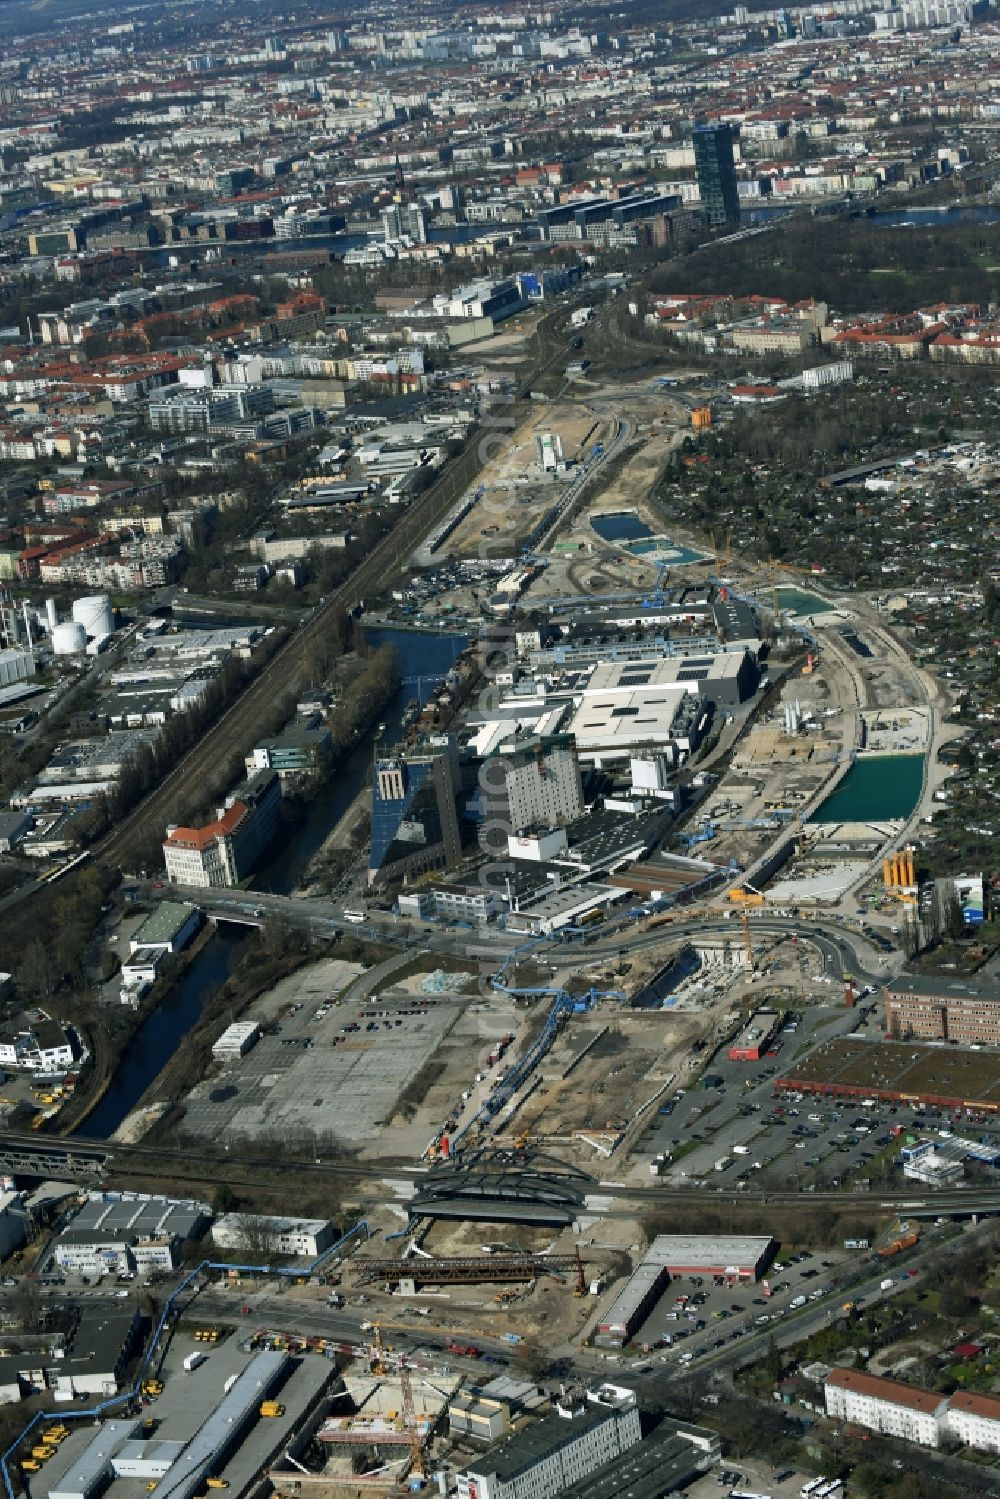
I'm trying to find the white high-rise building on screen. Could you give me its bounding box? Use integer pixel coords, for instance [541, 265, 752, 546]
[491, 733, 584, 833]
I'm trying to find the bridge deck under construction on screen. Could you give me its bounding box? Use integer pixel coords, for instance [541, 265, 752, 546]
[355, 1254, 582, 1286]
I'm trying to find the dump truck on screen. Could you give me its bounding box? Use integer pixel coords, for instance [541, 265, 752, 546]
[259, 1403, 285, 1419]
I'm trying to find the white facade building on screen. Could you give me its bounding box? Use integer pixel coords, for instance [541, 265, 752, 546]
[456, 1385, 641, 1499]
[490, 734, 583, 833]
[0, 1020, 73, 1074]
[212, 1213, 333, 1258]
[824, 1369, 946, 1446]
[212, 1022, 260, 1059]
[946, 1391, 1000, 1453]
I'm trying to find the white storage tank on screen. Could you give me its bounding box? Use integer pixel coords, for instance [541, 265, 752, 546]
[72, 594, 114, 640]
[52, 621, 87, 655]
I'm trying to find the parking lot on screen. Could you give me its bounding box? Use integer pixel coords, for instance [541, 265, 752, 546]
[625, 1242, 859, 1367]
[646, 994, 896, 1192]
[182, 988, 462, 1146]
[686, 1463, 825, 1499]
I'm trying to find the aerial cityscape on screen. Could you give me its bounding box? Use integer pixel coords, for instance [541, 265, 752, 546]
[3, 0, 1000, 1497]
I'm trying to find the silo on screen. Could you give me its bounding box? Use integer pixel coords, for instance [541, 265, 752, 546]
[45, 598, 58, 633]
[72, 594, 114, 639]
[52, 621, 87, 655]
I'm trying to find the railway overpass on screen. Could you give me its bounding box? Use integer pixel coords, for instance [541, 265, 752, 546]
[4, 1129, 1000, 1226]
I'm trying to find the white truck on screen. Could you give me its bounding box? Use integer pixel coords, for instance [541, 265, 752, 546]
[714, 1156, 732, 1172]
[880, 1278, 895, 1292]
[790, 1294, 807, 1309]
[183, 1351, 207, 1373]
[733, 1144, 750, 1156]
[570, 306, 594, 328]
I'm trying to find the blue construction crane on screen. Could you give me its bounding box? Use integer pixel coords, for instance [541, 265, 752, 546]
[640, 559, 671, 609]
[677, 823, 717, 849]
[451, 935, 623, 1143]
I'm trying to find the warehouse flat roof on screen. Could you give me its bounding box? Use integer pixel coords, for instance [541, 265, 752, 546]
[778, 1037, 1000, 1108]
[147, 1351, 289, 1499]
[67, 1192, 208, 1243]
[645, 1234, 774, 1269]
[558, 1423, 714, 1499]
[598, 1260, 665, 1331]
[131, 902, 200, 946]
[886, 973, 1000, 1002]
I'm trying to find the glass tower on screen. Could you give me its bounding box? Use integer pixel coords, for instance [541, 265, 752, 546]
[693, 123, 741, 228]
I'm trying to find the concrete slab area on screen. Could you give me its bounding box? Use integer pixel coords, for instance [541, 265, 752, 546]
[183, 997, 461, 1146]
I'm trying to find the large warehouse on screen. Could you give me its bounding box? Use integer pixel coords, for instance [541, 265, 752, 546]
[595, 1234, 775, 1347]
[776, 1037, 1000, 1112]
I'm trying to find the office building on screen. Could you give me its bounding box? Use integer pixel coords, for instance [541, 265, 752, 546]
[52, 1192, 209, 1277]
[381, 202, 428, 243]
[883, 973, 1000, 1045]
[456, 1384, 641, 1499]
[245, 722, 332, 780]
[211, 1213, 332, 1258]
[163, 771, 282, 887]
[0, 1018, 74, 1073]
[693, 123, 740, 228]
[147, 385, 275, 434]
[369, 736, 462, 885]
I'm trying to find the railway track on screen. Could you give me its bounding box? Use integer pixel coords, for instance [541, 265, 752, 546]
[1, 1129, 994, 1221]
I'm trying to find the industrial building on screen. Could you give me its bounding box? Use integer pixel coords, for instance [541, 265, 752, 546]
[163, 770, 282, 887]
[50, 1351, 290, 1499]
[595, 1235, 776, 1347]
[455, 1384, 641, 1499]
[728, 1007, 781, 1062]
[128, 902, 203, 957]
[52, 1192, 209, 1276]
[51, 1304, 141, 1399]
[211, 1213, 333, 1258]
[565, 651, 756, 764]
[883, 972, 1000, 1045]
[557, 1418, 720, 1499]
[212, 1021, 261, 1060]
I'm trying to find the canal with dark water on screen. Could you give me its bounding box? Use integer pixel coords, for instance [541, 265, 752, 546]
[82, 624, 467, 1139]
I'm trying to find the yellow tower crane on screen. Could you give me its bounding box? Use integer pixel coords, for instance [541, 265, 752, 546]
[740, 910, 754, 968]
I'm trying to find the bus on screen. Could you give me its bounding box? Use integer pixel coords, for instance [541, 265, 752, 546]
[342, 910, 365, 924]
[801, 1480, 827, 1499]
